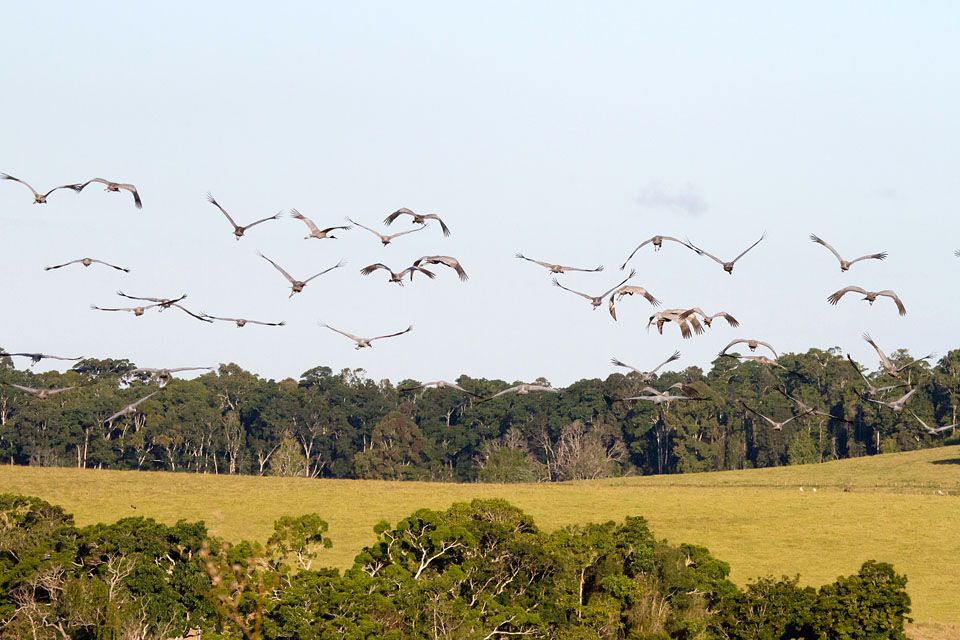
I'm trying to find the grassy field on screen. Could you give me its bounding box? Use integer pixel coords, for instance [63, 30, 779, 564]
[1, 446, 958, 635]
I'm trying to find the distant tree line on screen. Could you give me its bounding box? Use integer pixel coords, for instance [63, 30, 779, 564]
[0, 493, 911, 639]
[0, 346, 958, 481]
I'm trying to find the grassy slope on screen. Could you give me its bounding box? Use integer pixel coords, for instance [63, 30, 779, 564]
[1, 446, 958, 628]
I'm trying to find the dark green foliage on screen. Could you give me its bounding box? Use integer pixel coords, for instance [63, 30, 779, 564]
[714, 562, 911, 640]
[0, 495, 912, 640]
[0, 348, 957, 481]
[811, 561, 911, 639]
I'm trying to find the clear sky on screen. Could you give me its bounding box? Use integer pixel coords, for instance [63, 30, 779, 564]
[1, 2, 958, 386]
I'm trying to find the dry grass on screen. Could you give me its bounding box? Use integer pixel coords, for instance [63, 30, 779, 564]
[1, 446, 958, 627]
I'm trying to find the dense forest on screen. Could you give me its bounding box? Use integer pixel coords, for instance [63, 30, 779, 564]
[1, 493, 911, 639]
[1, 346, 958, 481]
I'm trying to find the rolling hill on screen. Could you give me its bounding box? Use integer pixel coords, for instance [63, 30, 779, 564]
[1, 445, 958, 631]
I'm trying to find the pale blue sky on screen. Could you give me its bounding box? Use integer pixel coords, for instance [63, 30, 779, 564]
[1, 2, 958, 385]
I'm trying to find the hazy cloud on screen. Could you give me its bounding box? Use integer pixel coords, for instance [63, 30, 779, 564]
[636, 181, 707, 217]
[873, 187, 901, 200]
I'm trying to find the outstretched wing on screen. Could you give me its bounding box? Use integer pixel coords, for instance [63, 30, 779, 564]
[1, 173, 40, 196]
[846, 354, 872, 385]
[599, 270, 636, 298]
[861, 333, 892, 369]
[304, 261, 346, 283]
[360, 263, 393, 277]
[320, 322, 366, 344]
[346, 217, 384, 238]
[370, 325, 413, 342]
[422, 214, 451, 237]
[848, 251, 887, 265]
[740, 401, 777, 428]
[243, 211, 283, 230]
[291, 209, 321, 233]
[755, 340, 778, 358]
[877, 290, 906, 316]
[45, 259, 84, 271]
[810, 234, 844, 264]
[385, 226, 426, 240]
[207, 192, 240, 228]
[610, 357, 641, 374]
[730, 232, 766, 264]
[719, 339, 747, 355]
[118, 183, 142, 209]
[827, 286, 868, 306]
[9, 384, 40, 395]
[619, 238, 655, 269]
[399, 266, 436, 281]
[552, 279, 594, 301]
[383, 208, 415, 225]
[90, 259, 130, 272]
[259, 253, 297, 283]
[685, 239, 725, 266]
[650, 350, 681, 374]
[516, 253, 558, 270]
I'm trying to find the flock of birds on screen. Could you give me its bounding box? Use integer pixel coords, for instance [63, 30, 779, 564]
[2, 170, 959, 439]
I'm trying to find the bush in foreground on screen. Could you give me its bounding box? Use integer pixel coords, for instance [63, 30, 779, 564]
[0, 493, 911, 639]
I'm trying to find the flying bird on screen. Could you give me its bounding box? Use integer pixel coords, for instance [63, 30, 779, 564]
[0, 173, 82, 204]
[722, 353, 788, 370]
[611, 351, 681, 383]
[846, 355, 911, 397]
[320, 322, 412, 349]
[4, 383, 77, 400]
[207, 193, 282, 240]
[681, 308, 740, 328]
[78, 178, 142, 209]
[0, 352, 83, 367]
[617, 393, 694, 406]
[360, 263, 435, 286]
[400, 380, 481, 396]
[346, 217, 425, 245]
[686, 232, 766, 274]
[608, 285, 659, 321]
[202, 315, 286, 327]
[383, 208, 451, 236]
[114, 293, 207, 322]
[516, 253, 603, 274]
[862, 333, 934, 378]
[260, 254, 345, 298]
[289, 209, 351, 240]
[827, 287, 906, 316]
[741, 401, 813, 431]
[129, 367, 213, 386]
[117, 292, 187, 309]
[719, 339, 778, 358]
[91, 303, 162, 316]
[908, 410, 958, 435]
[809, 235, 887, 271]
[104, 391, 159, 423]
[412, 256, 468, 281]
[863, 387, 918, 413]
[619, 235, 697, 270]
[775, 387, 850, 423]
[647, 309, 703, 339]
[485, 384, 561, 401]
[45, 258, 129, 273]
[553, 270, 636, 310]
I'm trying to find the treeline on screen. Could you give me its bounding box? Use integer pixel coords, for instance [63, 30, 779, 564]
[1, 346, 958, 481]
[1, 493, 911, 639]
